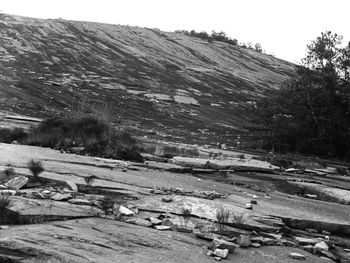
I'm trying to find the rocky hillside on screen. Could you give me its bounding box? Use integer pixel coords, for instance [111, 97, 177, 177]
[0, 13, 295, 145]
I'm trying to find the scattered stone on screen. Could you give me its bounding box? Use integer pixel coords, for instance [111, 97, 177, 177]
[41, 190, 51, 195]
[176, 224, 195, 233]
[214, 257, 222, 261]
[319, 251, 337, 261]
[118, 206, 135, 216]
[344, 248, 350, 252]
[161, 196, 173, 203]
[5, 176, 28, 190]
[0, 185, 7, 189]
[211, 238, 238, 253]
[162, 218, 182, 228]
[250, 243, 261, 248]
[51, 193, 72, 201]
[65, 181, 78, 192]
[0, 225, 9, 230]
[155, 225, 172, 231]
[125, 218, 153, 227]
[214, 249, 229, 259]
[313, 241, 329, 253]
[149, 217, 162, 225]
[305, 194, 317, 199]
[306, 228, 318, 233]
[68, 198, 91, 206]
[288, 252, 306, 260]
[250, 200, 257, 204]
[207, 250, 214, 256]
[245, 204, 253, 210]
[252, 195, 258, 199]
[238, 235, 251, 248]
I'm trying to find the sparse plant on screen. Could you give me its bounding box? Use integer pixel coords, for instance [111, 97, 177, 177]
[181, 207, 192, 222]
[100, 196, 115, 216]
[215, 206, 231, 232]
[232, 212, 245, 224]
[27, 159, 44, 178]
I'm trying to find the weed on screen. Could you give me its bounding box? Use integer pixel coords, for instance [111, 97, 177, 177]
[181, 207, 192, 222]
[215, 206, 231, 232]
[27, 159, 44, 178]
[0, 127, 27, 143]
[100, 196, 115, 216]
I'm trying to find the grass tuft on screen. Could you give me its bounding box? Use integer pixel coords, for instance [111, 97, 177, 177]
[27, 159, 44, 178]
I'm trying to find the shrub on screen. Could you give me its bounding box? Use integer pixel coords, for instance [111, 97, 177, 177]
[232, 212, 245, 224]
[27, 159, 44, 178]
[0, 127, 27, 143]
[0, 194, 14, 224]
[100, 196, 115, 216]
[26, 117, 143, 162]
[181, 207, 192, 222]
[3, 167, 15, 178]
[215, 206, 230, 232]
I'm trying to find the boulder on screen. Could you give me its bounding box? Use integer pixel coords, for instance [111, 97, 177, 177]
[149, 217, 162, 225]
[288, 252, 306, 260]
[211, 238, 238, 253]
[238, 235, 251, 248]
[313, 241, 329, 253]
[5, 176, 28, 190]
[213, 249, 229, 259]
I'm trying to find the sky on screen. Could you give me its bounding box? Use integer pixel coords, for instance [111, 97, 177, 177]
[1, 0, 349, 63]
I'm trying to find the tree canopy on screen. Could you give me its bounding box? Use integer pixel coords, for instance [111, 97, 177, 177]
[249, 31, 350, 160]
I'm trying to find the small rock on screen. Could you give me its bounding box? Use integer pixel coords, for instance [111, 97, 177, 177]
[65, 181, 78, 192]
[155, 225, 172, 231]
[322, 230, 331, 235]
[214, 257, 222, 261]
[250, 243, 261, 248]
[207, 250, 214, 256]
[288, 252, 306, 260]
[41, 190, 51, 195]
[305, 194, 317, 199]
[0, 225, 9, 230]
[176, 224, 195, 233]
[149, 217, 162, 225]
[245, 204, 253, 210]
[238, 235, 251, 248]
[211, 238, 238, 253]
[51, 193, 72, 201]
[319, 251, 337, 261]
[250, 200, 258, 204]
[214, 249, 229, 259]
[295, 237, 322, 246]
[344, 248, 350, 252]
[303, 245, 314, 253]
[125, 218, 152, 227]
[193, 229, 220, 241]
[252, 195, 258, 199]
[161, 196, 173, 203]
[118, 206, 135, 216]
[68, 199, 92, 206]
[0, 185, 7, 189]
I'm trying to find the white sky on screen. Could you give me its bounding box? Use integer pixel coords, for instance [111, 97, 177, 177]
[1, 0, 349, 63]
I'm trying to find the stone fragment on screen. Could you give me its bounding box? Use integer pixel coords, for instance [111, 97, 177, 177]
[125, 218, 152, 227]
[214, 249, 229, 259]
[211, 238, 238, 253]
[245, 203, 253, 209]
[193, 229, 220, 241]
[322, 230, 331, 235]
[51, 193, 72, 201]
[214, 257, 222, 261]
[319, 251, 337, 261]
[250, 243, 261, 248]
[5, 176, 28, 190]
[118, 205, 135, 216]
[238, 235, 251, 248]
[68, 198, 92, 206]
[65, 181, 78, 192]
[161, 196, 173, 202]
[207, 250, 214, 256]
[250, 200, 257, 204]
[0, 225, 9, 230]
[155, 225, 172, 231]
[288, 252, 306, 260]
[295, 237, 321, 246]
[176, 224, 195, 233]
[303, 245, 314, 253]
[0, 185, 7, 189]
[149, 217, 162, 225]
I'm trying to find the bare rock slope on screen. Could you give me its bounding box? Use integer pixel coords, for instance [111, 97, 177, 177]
[0, 13, 294, 142]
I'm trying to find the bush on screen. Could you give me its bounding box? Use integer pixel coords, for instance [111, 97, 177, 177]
[0, 127, 27, 143]
[26, 116, 143, 162]
[215, 206, 230, 232]
[232, 212, 245, 224]
[27, 159, 44, 178]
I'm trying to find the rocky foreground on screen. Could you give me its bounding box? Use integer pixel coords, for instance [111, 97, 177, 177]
[0, 142, 350, 263]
